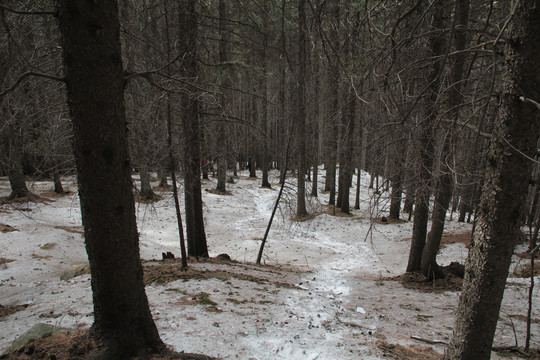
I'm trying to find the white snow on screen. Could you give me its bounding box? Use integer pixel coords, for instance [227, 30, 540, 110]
[0, 169, 538, 359]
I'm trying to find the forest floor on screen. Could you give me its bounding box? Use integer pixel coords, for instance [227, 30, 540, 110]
[0, 169, 539, 359]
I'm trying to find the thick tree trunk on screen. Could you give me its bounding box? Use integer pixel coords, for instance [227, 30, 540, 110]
[179, 0, 208, 258]
[7, 161, 30, 200]
[58, 1, 163, 356]
[445, 1, 540, 358]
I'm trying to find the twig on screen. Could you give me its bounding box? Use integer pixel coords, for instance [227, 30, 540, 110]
[410, 335, 447, 345]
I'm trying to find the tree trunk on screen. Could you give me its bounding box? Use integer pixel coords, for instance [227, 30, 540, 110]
[422, 0, 469, 280]
[260, 2, 271, 189]
[296, 0, 308, 218]
[216, 0, 229, 193]
[337, 95, 355, 214]
[179, 0, 209, 258]
[406, 1, 448, 272]
[445, 1, 540, 358]
[53, 170, 64, 194]
[2, 123, 32, 200]
[58, 0, 164, 356]
[325, 1, 340, 205]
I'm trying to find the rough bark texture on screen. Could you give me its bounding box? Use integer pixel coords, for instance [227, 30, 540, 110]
[422, 0, 469, 280]
[445, 1, 540, 358]
[53, 171, 64, 194]
[260, 3, 271, 189]
[58, 1, 164, 356]
[406, 1, 447, 272]
[295, 0, 308, 218]
[179, 0, 209, 258]
[215, 0, 228, 193]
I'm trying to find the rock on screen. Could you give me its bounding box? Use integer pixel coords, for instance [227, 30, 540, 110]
[445, 261, 465, 278]
[60, 263, 90, 281]
[2, 323, 72, 354]
[162, 252, 175, 260]
[216, 253, 232, 261]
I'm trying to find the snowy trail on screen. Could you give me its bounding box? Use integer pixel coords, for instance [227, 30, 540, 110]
[1, 173, 538, 359]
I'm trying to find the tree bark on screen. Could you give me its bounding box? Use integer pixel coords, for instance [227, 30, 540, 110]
[296, 0, 308, 218]
[58, 0, 163, 356]
[406, 1, 448, 272]
[260, 1, 271, 189]
[422, 0, 469, 280]
[445, 1, 540, 358]
[216, 0, 229, 193]
[325, 2, 340, 206]
[179, 0, 208, 258]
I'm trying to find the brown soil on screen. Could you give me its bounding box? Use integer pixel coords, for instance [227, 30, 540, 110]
[440, 231, 471, 248]
[205, 188, 232, 196]
[39, 191, 73, 199]
[0, 329, 217, 360]
[0, 257, 15, 265]
[0, 224, 18, 233]
[374, 217, 407, 225]
[154, 185, 174, 192]
[392, 271, 463, 293]
[0, 304, 29, 319]
[134, 192, 163, 203]
[0, 195, 48, 206]
[143, 257, 297, 289]
[512, 262, 540, 278]
[376, 340, 441, 360]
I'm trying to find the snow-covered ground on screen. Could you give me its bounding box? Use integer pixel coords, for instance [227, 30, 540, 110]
[0, 169, 538, 359]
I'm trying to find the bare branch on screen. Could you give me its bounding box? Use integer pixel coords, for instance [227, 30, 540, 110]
[0, 72, 65, 97]
[0, 4, 56, 16]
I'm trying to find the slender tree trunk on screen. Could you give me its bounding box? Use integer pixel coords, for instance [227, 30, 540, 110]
[58, 0, 164, 356]
[337, 96, 355, 214]
[260, 2, 271, 189]
[216, 0, 229, 193]
[296, 0, 308, 218]
[2, 124, 32, 200]
[422, 0, 469, 280]
[53, 170, 64, 194]
[445, 2, 540, 358]
[406, 1, 448, 272]
[325, 1, 340, 205]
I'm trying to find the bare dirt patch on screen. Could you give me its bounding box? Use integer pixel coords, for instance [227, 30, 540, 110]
[441, 231, 471, 248]
[134, 192, 163, 203]
[392, 272, 463, 293]
[205, 188, 232, 196]
[143, 258, 298, 289]
[376, 340, 441, 360]
[39, 191, 73, 199]
[0, 258, 15, 266]
[512, 262, 540, 278]
[0, 224, 18, 233]
[0, 329, 217, 360]
[374, 217, 407, 225]
[0, 304, 29, 320]
[0, 195, 49, 206]
[54, 225, 84, 234]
